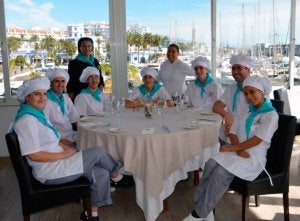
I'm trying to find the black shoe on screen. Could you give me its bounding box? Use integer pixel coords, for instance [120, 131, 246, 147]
[80, 211, 99, 221]
[110, 175, 135, 188]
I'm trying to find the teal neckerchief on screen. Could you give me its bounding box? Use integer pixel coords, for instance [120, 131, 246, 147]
[232, 82, 243, 112]
[81, 87, 102, 102]
[138, 83, 161, 100]
[194, 73, 214, 98]
[245, 99, 275, 139]
[15, 103, 60, 139]
[47, 89, 66, 116]
[75, 53, 96, 67]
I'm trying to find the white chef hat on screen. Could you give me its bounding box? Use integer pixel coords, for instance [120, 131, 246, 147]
[191, 56, 211, 69]
[243, 75, 272, 96]
[140, 67, 158, 80]
[229, 54, 256, 68]
[79, 66, 100, 83]
[46, 68, 70, 83]
[17, 76, 50, 102]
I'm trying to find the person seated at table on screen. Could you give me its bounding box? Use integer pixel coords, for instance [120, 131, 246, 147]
[74, 66, 109, 116]
[186, 56, 223, 111]
[182, 75, 278, 221]
[125, 67, 173, 108]
[13, 76, 134, 221]
[44, 68, 80, 145]
[212, 54, 256, 145]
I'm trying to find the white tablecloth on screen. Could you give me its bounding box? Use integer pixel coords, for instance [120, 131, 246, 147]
[77, 108, 222, 221]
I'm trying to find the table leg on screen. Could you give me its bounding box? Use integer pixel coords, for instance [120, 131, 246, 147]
[163, 199, 168, 213]
[193, 170, 199, 186]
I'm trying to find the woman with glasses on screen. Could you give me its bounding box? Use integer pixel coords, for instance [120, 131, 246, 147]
[125, 67, 173, 108]
[186, 56, 223, 111]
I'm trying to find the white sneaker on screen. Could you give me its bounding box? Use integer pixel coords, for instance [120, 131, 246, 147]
[205, 211, 214, 221]
[182, 214, 205, 221]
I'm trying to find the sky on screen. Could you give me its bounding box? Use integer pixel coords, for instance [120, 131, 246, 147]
[3, 0, 300, 46]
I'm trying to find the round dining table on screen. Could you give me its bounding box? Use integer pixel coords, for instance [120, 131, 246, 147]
[77, 107, 222, 221]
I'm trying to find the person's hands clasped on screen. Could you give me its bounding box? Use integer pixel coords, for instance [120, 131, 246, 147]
[61, 148, 77, 159]
[223, 111, 234, 136]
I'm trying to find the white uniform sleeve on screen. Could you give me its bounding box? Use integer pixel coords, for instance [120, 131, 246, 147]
[65, 95, 80, 123]
[253, 112, 279, 142]
[74, 94, 88, 116]
[14, 115, 42, 156]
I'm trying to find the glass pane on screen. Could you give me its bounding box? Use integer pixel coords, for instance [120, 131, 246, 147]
[0, 47, 4, 98]
[217, 0, 294, 87]
[126, 0, 211, 89]
[3, 0, 109, 97]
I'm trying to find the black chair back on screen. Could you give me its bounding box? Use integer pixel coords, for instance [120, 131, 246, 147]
[265, 114, 296, 187]
[5, 131, 92, 221]
[270, 99, 284, 113]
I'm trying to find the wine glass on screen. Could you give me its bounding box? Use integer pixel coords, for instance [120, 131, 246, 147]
[157, 99, 166, 126]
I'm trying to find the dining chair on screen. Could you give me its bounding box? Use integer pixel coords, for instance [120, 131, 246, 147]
[229, 113, 297, 221]
[273, 88, 300, 135]
[270, 98, 284, 113]
[5, 131, 92, 221]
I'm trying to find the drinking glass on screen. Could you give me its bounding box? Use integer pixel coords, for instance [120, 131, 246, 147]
[157, 99, 166, 126]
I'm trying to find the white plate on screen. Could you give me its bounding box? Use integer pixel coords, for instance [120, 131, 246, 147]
[199, 110, 215, 115]
[109, 127, 126, 133]
[193, 120, 215, 125]
[183, 124, 199, 130]
[80, 116, 95, 122]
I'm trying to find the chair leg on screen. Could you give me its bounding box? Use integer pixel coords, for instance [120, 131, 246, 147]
[255, 195, 260, 207]
[193, 170, 199, 186]
[242, 195, 249, 221]
[283, 192, 290, 221]
[83, 196, 92, 221]
[163, 199, 168, 213]
[23, 214, 30, 221]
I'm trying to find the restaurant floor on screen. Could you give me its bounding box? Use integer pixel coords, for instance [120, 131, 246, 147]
[1, 137, 300, 221]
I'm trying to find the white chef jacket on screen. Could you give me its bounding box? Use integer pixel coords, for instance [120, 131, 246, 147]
[44, 94, 80, 142]
[186, 80, 223, 111]
[213, 110, 278, 181]
[129, 85, 171, 101]
[157, 59, 194, 96]
[218, 83, 249, 141]
[74, 92, 108, 116]
[14, 115, 83, 183]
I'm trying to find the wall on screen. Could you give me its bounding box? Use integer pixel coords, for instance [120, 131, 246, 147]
[0, 105, 18, 156]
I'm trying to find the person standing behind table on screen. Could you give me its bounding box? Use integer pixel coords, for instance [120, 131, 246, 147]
[157, 44, 194, 97]
[125, 67, 173, 108]
[74, 67, 108, 116]
[13, 76, 134, 221]
[212, 54, 256, 144]
[182, 75, 278, 221]
[44, 68, 80, 145]
[186, 56, 223, 111]
[67, 37, 104, 101]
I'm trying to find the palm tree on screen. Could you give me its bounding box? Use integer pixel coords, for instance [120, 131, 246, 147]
[40, 36, 57, 61]
[132, 32, 143, 63]
[7, 36, 22, 55]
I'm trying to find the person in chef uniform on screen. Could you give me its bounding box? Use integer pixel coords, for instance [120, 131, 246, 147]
[44, 68, 80, 145]
[13, 76, 133, 221]
[74, 66, 109, 116]
[212, 54, 257, 144]
[182, 75, 278, 221]
[157, 44, 194, 97]
[125, 66, 173, 108]
[186, 56, 223, 111]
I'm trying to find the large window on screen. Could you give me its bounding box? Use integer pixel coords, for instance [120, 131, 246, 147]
[1, 0, 299, 102]
[1, 0, 109, 100]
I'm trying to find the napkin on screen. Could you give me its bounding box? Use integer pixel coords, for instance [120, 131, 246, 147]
[141, 128, 155, 134]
